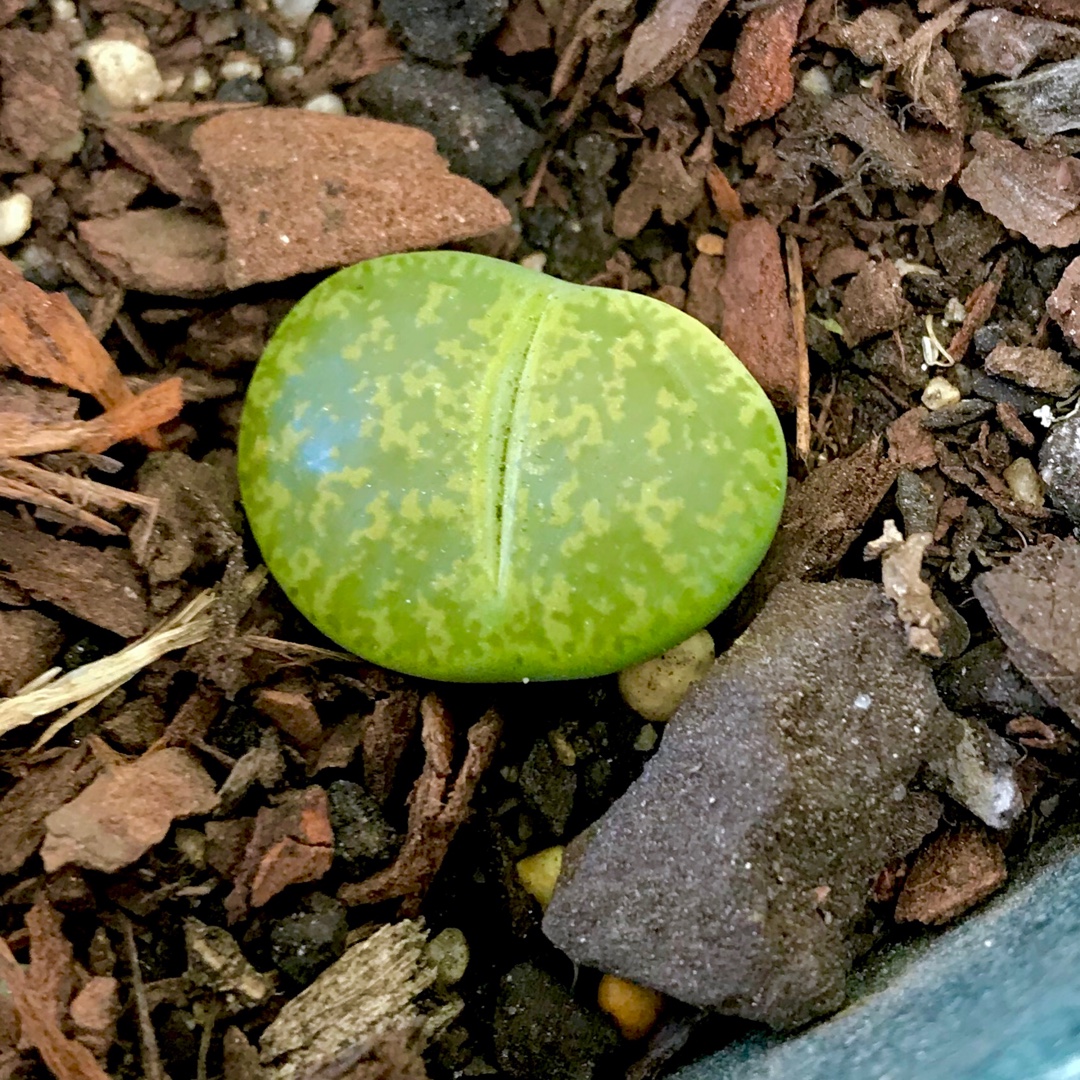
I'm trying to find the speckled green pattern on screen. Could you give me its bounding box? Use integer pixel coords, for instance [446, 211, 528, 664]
[238, 251, 786, 682]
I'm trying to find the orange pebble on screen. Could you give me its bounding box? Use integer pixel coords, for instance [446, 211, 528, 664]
[597, 973, 663, 1041]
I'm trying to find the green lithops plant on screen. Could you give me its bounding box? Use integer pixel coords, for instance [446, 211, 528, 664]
[238, 251, 786, 682]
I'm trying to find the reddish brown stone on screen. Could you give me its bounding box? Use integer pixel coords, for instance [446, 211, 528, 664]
[717, 217, 799, 410]
[959, 132, 1080, 249]
[41, 748, 219, 873]
[839, 259, 913, 346]
[894, 825, 1007, 925]
[225, 787, 333, 921]
[190, 109, 511, 289]
[725, 0, 806, 130]
[254, 688, 323, 751]
[0, 29, 80, 163]
[1048, 255, 1080, 349]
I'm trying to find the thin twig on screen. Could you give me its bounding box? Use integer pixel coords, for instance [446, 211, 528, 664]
[121, 915, 168, 1080]
[785, 234, 811, 462]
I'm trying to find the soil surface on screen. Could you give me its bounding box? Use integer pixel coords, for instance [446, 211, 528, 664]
[3, 1, 1080, 1078]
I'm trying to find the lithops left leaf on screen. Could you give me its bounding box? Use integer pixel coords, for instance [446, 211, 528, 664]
[238, 250, 786, 682]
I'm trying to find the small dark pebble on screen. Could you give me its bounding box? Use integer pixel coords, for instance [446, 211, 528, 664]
[921, 399, 995, 429]
[519, 739, 577, 837]
[494, 963, 620, 1080]
[177, 0, 233, 11]
[240, 14, 282, 64]
[269, 892, 347, 985]
[327, 779, 398, 868]
[896, 469, 939, 535]
[972, 323, 1007, 359]
[379, 0, 508, 63]
[216, 76, 268, 104]
[972, 374, 1053, 415]
[353, 59, 542, 187]
[936, 639, 1053, 719]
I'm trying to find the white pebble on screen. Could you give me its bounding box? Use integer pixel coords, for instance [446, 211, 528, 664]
[220, 55, 262, 81]
[50, 0, 76, 18]
[921, 376, 961, 411]
[276, 36, 297, 65]
[304, 92, 346, 115]
[275, 64, 304, 84]
[800, 66, 832, 97]
[271, 0, 320, 27]
[0, 192, 33, 246]
[83, 39, 164, 109]
[189, 66, 212, 95]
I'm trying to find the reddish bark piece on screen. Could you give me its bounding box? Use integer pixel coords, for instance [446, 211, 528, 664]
[0, 29, 81, 163]
[822, 94, 963, 191]
[0, 377, 183, 457]
[985, 343, 1080, 397]
[724, 0, 806, 130]
[887, 408, 938, 470]
[339, 696, 502, 916]
[40, 748, 219, 873]
[613, 141, 708, 239]
[69, 976, 120, 1034]
[205, 818, 255, 878]
[27, 895, 76, 1029]
[686, 252, 724, 334]
[947, 256, 1007, 364]
[959, 131, 1080, 249]
[618, 0, 731, 92]
[948, 9, 1080, 78]
[190, 109, 512, 289]
[0, 936, 111, 1080]
[0, 255, 131, 413]
[0, 511, 149, 638]
[717, 217, 799, 410]
[839, 259, 913, 346]
[496, 0, 552, 54]
[362, 690, 421, 804]
[894, 825, 1007, 925]
[78, 208, 227, 296]
[748, 437, 900, 593]
[254, 688, 323, 751]
[103, 126, 211, 206]
[225, 787, 333, 921]
[0, 745, 99, 875]
[1047, 255, 1080, 348]
[0, 609, 64, 694]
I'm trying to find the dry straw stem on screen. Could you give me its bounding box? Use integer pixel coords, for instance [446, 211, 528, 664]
[0, 570, 264, 746]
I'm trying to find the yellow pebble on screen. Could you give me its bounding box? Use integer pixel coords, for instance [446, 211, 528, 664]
[516, 845, 564, 909]
[597, 973, 664, 1040]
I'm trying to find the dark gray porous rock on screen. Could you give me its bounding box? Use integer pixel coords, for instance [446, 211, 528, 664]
[379, 0, 508, 63]
[493, 963, 619, 1080]
[544, 580, 975, 1029]
[354, 60, 541, 187]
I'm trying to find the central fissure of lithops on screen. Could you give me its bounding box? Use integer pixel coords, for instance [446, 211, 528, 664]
[486, 292, 550, 595]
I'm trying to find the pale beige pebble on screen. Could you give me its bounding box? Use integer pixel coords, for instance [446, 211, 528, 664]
[0, 192, 32, 246]
[618, 629, 715, 722]
[1004, 457, 1044, 508]
[695, 233, 725, 255]
[303, 92, 345, 115]
[82, 39, 164, 109]
[921, 376, 961, 411]
[189, 66, 212, 94]
[220, 53, 262, 81]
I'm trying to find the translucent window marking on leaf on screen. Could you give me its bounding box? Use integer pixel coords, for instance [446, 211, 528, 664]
[238, 251, 787, 682]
